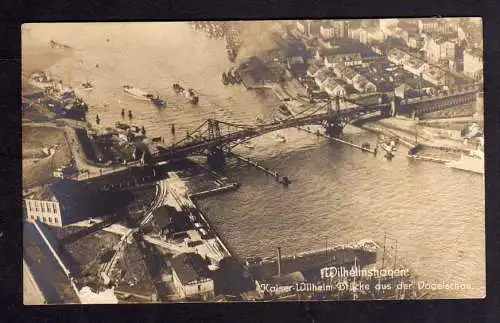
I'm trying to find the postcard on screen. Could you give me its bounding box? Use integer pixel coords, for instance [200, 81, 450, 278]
[22, 18, 484, 304]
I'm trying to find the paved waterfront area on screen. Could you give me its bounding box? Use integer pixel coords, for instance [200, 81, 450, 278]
[23, 221, 80, 304]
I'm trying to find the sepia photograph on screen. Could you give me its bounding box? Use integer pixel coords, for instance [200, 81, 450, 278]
[22, 18, 484, 304]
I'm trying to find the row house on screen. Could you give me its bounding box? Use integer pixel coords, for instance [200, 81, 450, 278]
[322, 77, 347, 97]
[307, 63, 322, 77]
[349, 27, 385, 45]
[425, 37, 457, 62]
[324, 53, 363, 67]
[352, 74, 377, 93]
[319, 21, 348, 40]
[314, 66, 335, 88]
[387, 48, 409, 65]
[418, 18, 458, 35]
[422, 66, 453, 86]
[403, 58, 428, 76]
[341, 67, 360, 85]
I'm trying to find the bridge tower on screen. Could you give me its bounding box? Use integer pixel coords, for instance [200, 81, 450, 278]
[206, 119, 226, 170]
[324, 96, 343, 137]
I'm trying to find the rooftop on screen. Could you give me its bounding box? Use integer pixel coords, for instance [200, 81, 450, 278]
[171, 253, 211, 285]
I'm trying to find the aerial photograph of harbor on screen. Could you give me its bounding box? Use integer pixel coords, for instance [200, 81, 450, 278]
[22, 18, 484, 304]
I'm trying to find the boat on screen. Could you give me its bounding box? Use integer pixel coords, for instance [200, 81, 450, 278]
[185, 89, 199, 104]
[123, 85, 152, 101]
[279, 176, 291, 186]
[445, 147, 484, 175]
[80, 81, 94, 91]
[221, 73, 229, 85]
[172, 83, 199, 104]
[150, 94, 167, 108]
[275, 133, 286, 143]
[29, 72, 55, 90]
[243, 143, 255, 150]
[227, 47, 237, 62]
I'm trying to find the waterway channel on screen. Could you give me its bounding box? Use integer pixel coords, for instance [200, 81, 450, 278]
[23, 22, 485, 298]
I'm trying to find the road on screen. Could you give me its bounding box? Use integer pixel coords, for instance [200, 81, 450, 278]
[23, 260, 46, 305]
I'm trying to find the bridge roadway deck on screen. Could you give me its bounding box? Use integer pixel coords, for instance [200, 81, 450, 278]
[151, 103, 388, 162]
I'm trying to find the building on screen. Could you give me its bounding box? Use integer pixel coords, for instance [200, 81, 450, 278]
[387, 48, 408, 65]
[407, 34, 425, 50]
[286, 56, 308, 77]
[341, 67, 359, 85]
[314, 67, 335, 88]
[24, 186, 63, 227]
[352, 75, 377, 93]
[171, 253, 215, 300]
[320, 21, 348, 39]
[422, 66, 453, 86]
[419, 18, 458, 35]
[307, 63, 322, 77]
[379, 18, 399, 33]
[24, 179, 136, 228]
[463, 48, 483, 80]
[296, 21, 307, 34]
[324, 53, 363, 67]
[403, 58, 428, 76]
[322, 77, 347, 97]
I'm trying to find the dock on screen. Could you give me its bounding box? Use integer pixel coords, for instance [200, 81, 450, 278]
[407, 154, 451, 164]
[189, 182, 241, 198]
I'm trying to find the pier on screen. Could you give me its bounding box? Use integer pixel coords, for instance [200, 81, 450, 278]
[407, 154, 451, 164]
[297, 126, 376, 154]
[227, 151, 290, 185]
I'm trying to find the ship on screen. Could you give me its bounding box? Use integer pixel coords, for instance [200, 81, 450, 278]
[123, 85, 153, 101]
[29, 72, 55, 90]
[172, 83, 199, 104]
[150, 94, 167, 108]
[445, 148, 484, 175]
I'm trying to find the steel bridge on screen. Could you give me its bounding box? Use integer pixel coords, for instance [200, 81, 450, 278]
[145, 96, 394, 168]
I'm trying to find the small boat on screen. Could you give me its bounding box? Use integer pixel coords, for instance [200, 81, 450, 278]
[256, 117, 264, 124]
[276, 133, 286, 143]
[227, 47, 237, 62]
[123, 85, 152, 101]
[80, 81, 94, 90]
[149, 94, 167, 108]
[173, 83, 184, 93]
[186, 89, 199, 104]
[279, 176, 291, 186]
[173, 83, 199, 104]
[221, 72, 229, 85]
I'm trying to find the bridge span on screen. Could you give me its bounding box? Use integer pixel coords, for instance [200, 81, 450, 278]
[145, 97, 393, 168]
[144, 83, 481, 169]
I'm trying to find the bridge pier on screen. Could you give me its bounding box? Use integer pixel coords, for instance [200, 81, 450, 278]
[207, 147, 226, 170]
